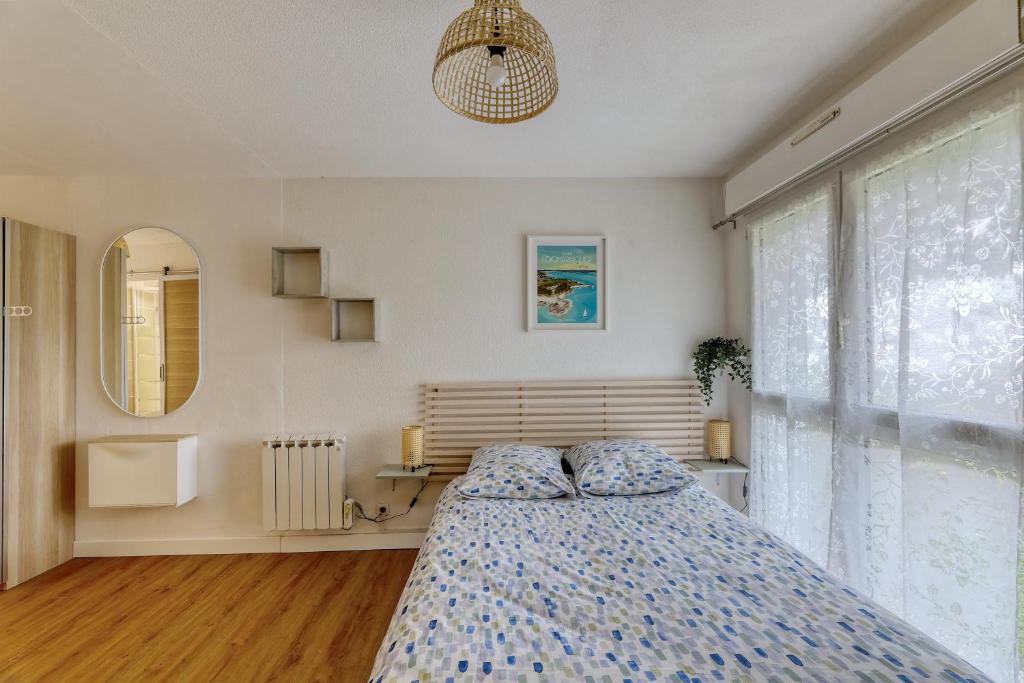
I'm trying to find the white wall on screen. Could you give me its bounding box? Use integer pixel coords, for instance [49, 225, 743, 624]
[723, 223, 751, 501]
[0, 176, 70, 228]
[123, 227, 200, 273]
[0, 176, 727, 554]
[70, 177, 283, 554]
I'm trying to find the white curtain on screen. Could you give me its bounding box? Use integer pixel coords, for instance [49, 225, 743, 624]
[749, 182, 837, 567]
[751, 86, 1023, 682]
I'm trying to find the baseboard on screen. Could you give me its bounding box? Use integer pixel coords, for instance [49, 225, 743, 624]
[73, 531, 425, 558]
[74, 537, 282, 557]
[280, 531, 424, 553]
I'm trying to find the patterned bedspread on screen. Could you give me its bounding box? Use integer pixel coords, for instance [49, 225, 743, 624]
[370, 480, 989, 682]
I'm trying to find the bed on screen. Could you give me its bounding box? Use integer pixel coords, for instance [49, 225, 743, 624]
[369, 380, 988, 682]
[370, 480, 988, 683]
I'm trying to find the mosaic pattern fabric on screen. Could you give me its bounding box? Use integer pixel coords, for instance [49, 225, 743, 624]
[370, 480, 991, 683]
[564, 439, 698, 496]
[457, 444, 574, 500]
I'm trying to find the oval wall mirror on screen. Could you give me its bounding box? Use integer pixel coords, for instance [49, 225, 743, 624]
[100, 227, 202, 417]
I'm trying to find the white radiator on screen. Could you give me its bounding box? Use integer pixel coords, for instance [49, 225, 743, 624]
[261, 435, 346, 531]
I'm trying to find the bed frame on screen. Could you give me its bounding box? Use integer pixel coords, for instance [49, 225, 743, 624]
[421, 379, 705, 479]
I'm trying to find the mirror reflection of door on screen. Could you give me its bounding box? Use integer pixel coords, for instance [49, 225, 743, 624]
[100, 228, 201, 417]
[162, 278, 199, 413]
[126, 279, 163, 415]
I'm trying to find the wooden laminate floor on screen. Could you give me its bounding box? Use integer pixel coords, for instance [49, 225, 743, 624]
[0, 550, 417, 683]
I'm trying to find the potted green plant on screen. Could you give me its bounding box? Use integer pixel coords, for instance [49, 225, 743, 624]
[692, 337, 752, 462]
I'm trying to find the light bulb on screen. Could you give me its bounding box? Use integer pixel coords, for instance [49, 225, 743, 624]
[485, 53, 507, 90]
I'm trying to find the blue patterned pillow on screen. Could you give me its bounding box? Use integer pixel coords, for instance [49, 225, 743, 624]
[458, 444, 574, 500]
[564, 440, 697, 496]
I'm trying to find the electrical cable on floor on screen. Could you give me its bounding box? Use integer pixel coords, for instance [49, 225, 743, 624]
[741, 472, 749, 514]
[354, 480, 430, 524]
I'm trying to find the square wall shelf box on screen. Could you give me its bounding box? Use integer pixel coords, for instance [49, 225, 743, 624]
[272, 247, 328, 298]
[88, 434, 198, 508]
[331, 298, 379, 342]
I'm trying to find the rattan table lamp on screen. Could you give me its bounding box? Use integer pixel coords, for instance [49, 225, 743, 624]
[707, 420, 731, 463]
[402, 425, 425, 470]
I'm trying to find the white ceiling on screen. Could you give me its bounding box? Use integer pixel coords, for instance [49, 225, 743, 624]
[0, 0, 946, 178]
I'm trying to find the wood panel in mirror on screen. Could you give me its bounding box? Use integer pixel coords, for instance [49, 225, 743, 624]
[163, 279, 200, 413]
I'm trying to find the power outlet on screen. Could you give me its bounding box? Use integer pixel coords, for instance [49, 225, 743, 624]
[343, 498, 354, 530]
[375, 502, 390, 518]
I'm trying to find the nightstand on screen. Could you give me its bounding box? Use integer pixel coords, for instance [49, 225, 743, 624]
[376, 464, 433, 491]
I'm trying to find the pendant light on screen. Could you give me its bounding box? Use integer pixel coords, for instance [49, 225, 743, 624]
[433, 0, 558, 124]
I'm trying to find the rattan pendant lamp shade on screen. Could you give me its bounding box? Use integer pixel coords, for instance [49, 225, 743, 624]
[433, 0, 558, 124]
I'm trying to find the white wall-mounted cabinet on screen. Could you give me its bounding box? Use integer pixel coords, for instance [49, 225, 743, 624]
[88, 435, 198, 508]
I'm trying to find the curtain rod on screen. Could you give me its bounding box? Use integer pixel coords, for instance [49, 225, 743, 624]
[712, 42, 1024, 230]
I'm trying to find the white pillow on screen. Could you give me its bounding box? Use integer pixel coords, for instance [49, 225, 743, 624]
[458, 444, 575, 499]
[563, 440, 697, 496]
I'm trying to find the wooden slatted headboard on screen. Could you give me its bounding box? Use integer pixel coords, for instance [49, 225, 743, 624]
[422, 379, 705, 480]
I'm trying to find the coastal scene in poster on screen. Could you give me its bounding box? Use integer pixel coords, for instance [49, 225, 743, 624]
[535, 244, 599, 325]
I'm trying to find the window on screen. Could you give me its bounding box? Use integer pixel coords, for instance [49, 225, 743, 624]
[750, 87, 1023, 682]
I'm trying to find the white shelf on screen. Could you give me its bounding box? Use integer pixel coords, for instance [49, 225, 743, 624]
[272, 247, 328, 299]
[686, 458, 749, 474]
[376, 464, 432, 480]
[331, 298, 379, 342]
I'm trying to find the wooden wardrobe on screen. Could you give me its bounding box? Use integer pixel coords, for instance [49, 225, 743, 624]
[1, 218, 76, 590]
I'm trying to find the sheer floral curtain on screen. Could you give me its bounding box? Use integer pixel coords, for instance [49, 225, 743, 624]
[750, 86, 1023, 682]
[834, 90, 1022, 683]
[749, 181, 837, 567]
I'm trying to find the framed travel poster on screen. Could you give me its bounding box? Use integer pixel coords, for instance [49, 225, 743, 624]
[526, 236, 606, 331]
